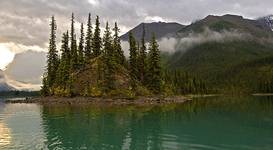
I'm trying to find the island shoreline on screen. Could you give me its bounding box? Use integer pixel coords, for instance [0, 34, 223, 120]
[5, 96, 192, 106]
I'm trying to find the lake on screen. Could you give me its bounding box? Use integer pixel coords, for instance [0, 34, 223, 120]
[0, 96, 273, 150]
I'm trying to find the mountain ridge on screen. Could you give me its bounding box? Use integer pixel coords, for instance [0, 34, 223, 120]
[121, 22, 184, 41]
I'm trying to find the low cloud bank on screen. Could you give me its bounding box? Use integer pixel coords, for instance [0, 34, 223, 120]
[122, 28, 251, 55]
[0, 70, 41, 91]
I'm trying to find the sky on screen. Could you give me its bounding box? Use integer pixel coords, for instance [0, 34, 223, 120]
[0, 0, 273, 85]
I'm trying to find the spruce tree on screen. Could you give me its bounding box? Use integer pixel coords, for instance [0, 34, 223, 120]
[139, 24, 147, 84]
[43, 15, 59, 93]
[70, 13, 78, 70]
[112, 22, 126, 66]
[92, 16, 102, 57]
[147, 33, 161, 93]
[85, 13, 92, 61]
[56, 31, 70, 87]
[129, 32, 138, 88]
[41, 73, 49, 96]
[102, 22, 115, 91]
[78, 23, 85, 66]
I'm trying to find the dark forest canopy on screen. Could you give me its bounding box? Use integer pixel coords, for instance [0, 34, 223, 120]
[41, 13, 207, 98]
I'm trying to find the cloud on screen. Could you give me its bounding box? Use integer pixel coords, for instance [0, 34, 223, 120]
[156, 28, 252, 53]
[5, 51, 47, 85]
[0, 69, 40, 91]
[0, 0, 273, 87]
[121, 40, 130, 57]
[1, 42, 45, 54]
[0, 0, 273, 53]
[158, 37, 178, 53]
[175, 28, 251, 51]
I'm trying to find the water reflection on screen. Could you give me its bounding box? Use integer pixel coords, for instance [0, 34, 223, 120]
[0, 103, 45, 150]
[41, 96, 273, 150]
[41, 105, 162, 149]
[0, 122, 11, 146]
[0, 102, 11, 147]
[0, 96, 273, 149]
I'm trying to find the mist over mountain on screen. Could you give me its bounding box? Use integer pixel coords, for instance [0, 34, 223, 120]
[166, 14, 273, 92]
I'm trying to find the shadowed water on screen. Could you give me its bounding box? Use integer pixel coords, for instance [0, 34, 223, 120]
[0, 96, 273, 150]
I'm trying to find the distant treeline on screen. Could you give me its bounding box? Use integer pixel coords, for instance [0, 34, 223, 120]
[0, 91, 39, 97]
[41, 13, 208, 97]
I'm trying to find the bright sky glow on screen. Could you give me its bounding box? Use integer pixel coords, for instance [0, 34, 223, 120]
[0, 44, 15, 70]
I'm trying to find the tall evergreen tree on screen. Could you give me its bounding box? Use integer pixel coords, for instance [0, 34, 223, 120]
[78, 23, 85, 66]
[70, 13, 78, 70]
[129, 32, 138, 87]
[147, 33, 161, 93]
[102, 22, 115, 91]
[139, 24, 147, 84]
[112, 22, 126, 66]
[56, 31, 70, 87]
[42, 15, 59, 94]
[92, 16, 102, 57]
[85, 13, 92, 61]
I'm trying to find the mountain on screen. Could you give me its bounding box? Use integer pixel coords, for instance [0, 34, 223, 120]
[176, 14, 273, 38]
[121, 22, 184, 41]
[257, 15, 273, 31]
[166, 14, 273, 93]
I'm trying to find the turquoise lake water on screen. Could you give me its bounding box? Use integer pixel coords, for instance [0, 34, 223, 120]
[0, 96, 273, 150]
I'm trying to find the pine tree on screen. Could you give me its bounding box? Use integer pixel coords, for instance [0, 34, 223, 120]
[112, 22, 126, 66]
[41, 73, 49, 96]
[147, 33, 161, 93]
[70, 13, 78, 70]
[56, 31, 70, 87]
[139, 24, 147, 84]
[102, 22, 115, 91]
[129, 32, 138, 88]
[92, 16, 102, 57]
[85, 13, 92, 61]
[42, 15, 59, 94]
[78, 23, 85, 66]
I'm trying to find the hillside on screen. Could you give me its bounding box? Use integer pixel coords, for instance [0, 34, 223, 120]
[167, 14, 273, 93]
[121, 22, 184, 41]
[177, 14, 273, 38]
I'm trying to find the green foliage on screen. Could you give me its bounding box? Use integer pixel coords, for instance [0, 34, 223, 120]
[169, 40, 273, 93]
[41, 73, 49, 96]
[113, 22, 126, 67]
[147, 33, 162, 94]
[42, 14, 168, 98]
[137, 24, 148, 85]
[85, 13, 92, 61]
[42, 16, 59, 96]
[70, 13, 78, 70]
[107, 89, 136, 99]
[92, 16, 102, 57]
[128, 32, 138, 88]
[162, 70, 209, 95]
[56, 32, 70, 87]
[102, 22, 115, 92]
[52, 86, 71, 97]
[78, 23, 85, 66]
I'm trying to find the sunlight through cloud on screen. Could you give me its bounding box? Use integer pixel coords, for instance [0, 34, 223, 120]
[0, 44, 14, 70]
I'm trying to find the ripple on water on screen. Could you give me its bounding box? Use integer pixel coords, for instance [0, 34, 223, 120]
[1, 96, 273, 149]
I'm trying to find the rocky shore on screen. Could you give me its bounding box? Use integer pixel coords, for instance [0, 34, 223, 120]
[5, 96, 191, 106]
